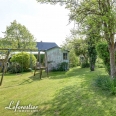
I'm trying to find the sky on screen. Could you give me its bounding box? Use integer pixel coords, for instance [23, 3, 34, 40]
[0, 0, 74, 46]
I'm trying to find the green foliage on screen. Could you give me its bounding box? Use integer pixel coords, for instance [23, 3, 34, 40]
[79, 55, 89, 68]
[34, 54, 45, 66]
[73, 38, 88, 57]
[61, 36, 79, 68]
[52, 62, 68, 71]
[94, 75, 116, 95]
[86, 26, 98, 71]
[0, 38, 9, 49]
[96, 58, 104, 68]
[10, 52, 36, 72]
[96, 43, 111, 75]
[62, 36, 89, 68]
[73, 38, 89, 67]
[2, 20, 36, 49]
[97, 64, 104, 68]
[81, 62, 89, 68]
[69, 49, 79, 67]
[88, 42, 97, 71]
[8, 62, 22, 73]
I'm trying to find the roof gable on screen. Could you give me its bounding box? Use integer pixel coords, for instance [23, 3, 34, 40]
[37, 42, 59, 51]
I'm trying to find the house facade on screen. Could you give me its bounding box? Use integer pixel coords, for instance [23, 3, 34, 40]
[47, 47, 69, 71]
[37, 42, 69, 71]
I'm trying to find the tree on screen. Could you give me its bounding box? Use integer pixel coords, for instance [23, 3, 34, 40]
[62, 36, 88, 67]
[68, 0, 116, 77]
[2, 20, 36, 49]
[36, 0, 116, 78]
[72, 38, 88, 64]
[87, 35, 97, 71]
[86, 22, 100, 71]
[69, 16, 100, 71]
[69, 49, 78, 67]
[0, 37, 10, 49]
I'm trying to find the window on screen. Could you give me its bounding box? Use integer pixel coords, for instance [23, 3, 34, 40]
[63, 53, 67, 60]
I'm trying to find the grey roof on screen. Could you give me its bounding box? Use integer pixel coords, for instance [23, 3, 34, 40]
[37, 42, 59, 51]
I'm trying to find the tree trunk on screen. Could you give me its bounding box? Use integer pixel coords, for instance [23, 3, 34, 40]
[109, 44, 116, 78]
[90, 63, 95, 71]
[0, 50, 10, 86]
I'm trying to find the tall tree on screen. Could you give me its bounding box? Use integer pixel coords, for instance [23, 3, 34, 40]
[36, 0, 116, 78]
[87, 34, 97, 71]
[85, 17, 101, 71]
[2, 20, 36, 49]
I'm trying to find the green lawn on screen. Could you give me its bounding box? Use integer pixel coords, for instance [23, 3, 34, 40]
[0, 67, 116, 116]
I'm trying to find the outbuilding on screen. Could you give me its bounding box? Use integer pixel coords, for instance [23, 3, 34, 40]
[37, 42, 69, 71]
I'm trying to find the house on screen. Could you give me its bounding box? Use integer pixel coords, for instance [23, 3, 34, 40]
[36, 42, 69, 71]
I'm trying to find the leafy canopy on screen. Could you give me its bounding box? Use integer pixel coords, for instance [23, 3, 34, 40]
[1, 20, 36, 49]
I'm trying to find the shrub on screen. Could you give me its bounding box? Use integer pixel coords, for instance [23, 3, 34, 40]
[52, 62, 68, 71]
[97, 64, 104, 68]
[8, 62, 22, 73]
[81, 62, 89, 68]
[58, 62, 68, 71]
[94, 75, 116, 95]
[10, 52, 36, 72]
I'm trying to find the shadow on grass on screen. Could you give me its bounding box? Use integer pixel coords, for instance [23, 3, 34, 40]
[0, 71, 48, 88]
[1, 78, 34, 89]
[29, 71, 49, 81]
[31, 83, 115, 116]
[49, 67, 91, 80]
[29, 74, 41, 81]
[31, 68, 116, 116]
[0, 67, 91, 88]
[18, 78, 33, 85]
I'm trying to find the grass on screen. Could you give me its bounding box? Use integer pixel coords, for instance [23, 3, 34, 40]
[0, 67, 116, 116]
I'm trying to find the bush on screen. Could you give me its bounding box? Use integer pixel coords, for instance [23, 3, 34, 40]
[52, 62, 68, 71]
[81, 62, 89, 68]
[10, 52, 36, 72]
[58, 62, 68, 71]
[97, 64, 104, 68]
[94, 75, 116, 95]
[8, 62, 22, 73]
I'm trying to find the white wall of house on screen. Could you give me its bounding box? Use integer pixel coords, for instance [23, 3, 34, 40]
[46, 47, 69, 71]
